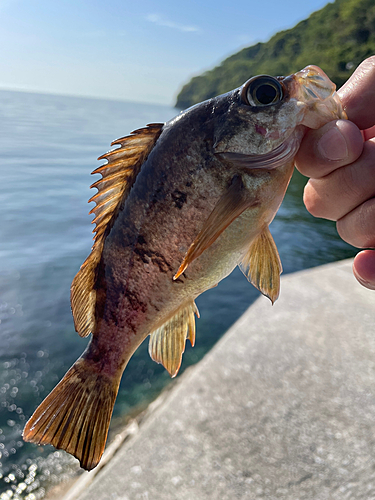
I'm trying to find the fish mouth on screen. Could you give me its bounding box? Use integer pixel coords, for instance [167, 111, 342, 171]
[215, 130, 303, 170]
[284, 66, 347, 127]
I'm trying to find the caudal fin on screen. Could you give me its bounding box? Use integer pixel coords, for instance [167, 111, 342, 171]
[23, 358, 119, 470]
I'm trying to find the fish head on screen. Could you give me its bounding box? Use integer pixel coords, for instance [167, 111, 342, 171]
[214, 65, 346, 168]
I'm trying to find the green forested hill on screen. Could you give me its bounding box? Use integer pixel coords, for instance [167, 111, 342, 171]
[176, 0, 375, 108]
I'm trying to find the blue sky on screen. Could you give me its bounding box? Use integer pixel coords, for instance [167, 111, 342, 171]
[0, 0, 330, 105]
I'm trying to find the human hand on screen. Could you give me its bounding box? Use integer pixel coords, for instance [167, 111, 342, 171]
[295, 56, 375, 290]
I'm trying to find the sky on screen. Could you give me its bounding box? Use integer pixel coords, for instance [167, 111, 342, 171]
[0, 0, 331, 105]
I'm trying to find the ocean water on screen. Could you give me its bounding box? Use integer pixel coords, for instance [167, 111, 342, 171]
[0, 89, 356, 499]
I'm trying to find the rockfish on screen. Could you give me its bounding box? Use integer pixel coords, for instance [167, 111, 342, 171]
[23, 66, 346, 470]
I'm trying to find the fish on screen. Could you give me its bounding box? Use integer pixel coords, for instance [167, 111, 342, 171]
[23, 65, 347, 470]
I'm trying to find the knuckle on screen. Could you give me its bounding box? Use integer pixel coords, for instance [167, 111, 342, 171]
[336, 219, 357, 246]
[338, 166, 362, 200]
[303, 178, 340, 220]
[303, 183, 325, 218]
[337, 199, 375, 248]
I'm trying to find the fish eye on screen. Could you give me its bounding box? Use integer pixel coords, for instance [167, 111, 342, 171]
[243, 76, 283, 107]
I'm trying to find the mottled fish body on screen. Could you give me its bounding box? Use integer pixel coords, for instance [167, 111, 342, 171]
[23, 66, 346, 470]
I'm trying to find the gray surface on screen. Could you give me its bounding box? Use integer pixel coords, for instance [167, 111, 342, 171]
[71, 259, 375, 500]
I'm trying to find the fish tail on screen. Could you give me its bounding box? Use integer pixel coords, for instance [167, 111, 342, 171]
[22, 357, 120, 471]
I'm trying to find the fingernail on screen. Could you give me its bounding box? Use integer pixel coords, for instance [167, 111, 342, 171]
[353, 270, 375, 290]
[353, 266, 375, 290]
[317, 125, 349, 161]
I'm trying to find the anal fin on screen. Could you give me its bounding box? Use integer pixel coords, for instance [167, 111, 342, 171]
[239, 227, 282, 304]
[148, 301, 199, 378]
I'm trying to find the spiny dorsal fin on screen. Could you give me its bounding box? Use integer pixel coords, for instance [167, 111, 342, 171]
[239, 226, 282, 304]
[148, 301, 200, 377]
[90, 123, 164, 247]
[71, 123, 164, 337]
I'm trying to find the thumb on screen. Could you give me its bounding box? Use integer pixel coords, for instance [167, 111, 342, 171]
[294, 119, 363, 179]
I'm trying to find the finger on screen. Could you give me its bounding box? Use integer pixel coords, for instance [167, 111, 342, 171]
[339, 56, 375, 130]
[303, 139, 375, 221]
[294, 119, 363, 178]
[364, 124, 375, 141]
[353, 250, 375, 290]
[336, 197, 375, 248]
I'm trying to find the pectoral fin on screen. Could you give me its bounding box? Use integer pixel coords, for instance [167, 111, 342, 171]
[174, 176, 254, 279]
[239, 227, 282, 304]
[148, 301, 199, 377]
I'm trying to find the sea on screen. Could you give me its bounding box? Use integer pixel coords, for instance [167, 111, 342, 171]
[0, 89, 356, 499]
